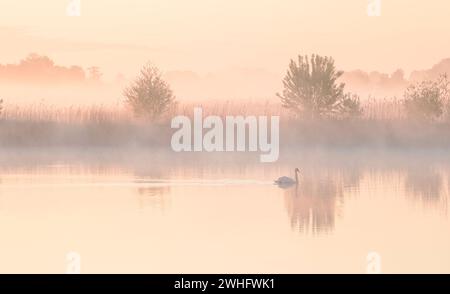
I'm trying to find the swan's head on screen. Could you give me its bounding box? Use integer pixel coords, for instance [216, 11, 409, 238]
[295, 168, 300, 173]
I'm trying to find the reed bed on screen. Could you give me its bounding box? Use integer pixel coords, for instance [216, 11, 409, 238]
[363, 97, 406, 121]
[0, 97, 411, 123]
[1, 103, 133, 123]
[1, 99, 450, 149]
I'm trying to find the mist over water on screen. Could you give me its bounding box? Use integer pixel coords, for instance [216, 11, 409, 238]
[0, 148, 448, 273]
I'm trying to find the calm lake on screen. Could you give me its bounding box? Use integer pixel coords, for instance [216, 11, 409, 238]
[0, 149, 449, 273]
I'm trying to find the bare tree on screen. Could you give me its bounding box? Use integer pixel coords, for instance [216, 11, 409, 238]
[87, 66, 102, 82]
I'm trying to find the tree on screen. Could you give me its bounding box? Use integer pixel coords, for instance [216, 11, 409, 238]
[21, 53, 54, 68]
[338, 93, 363, 119]
[87, 66, 102, 82]
[277, 54, 359, 119]
[0, 98, 3, 116]
[124, 63, 175, 120]
[404, 74, 450, 121]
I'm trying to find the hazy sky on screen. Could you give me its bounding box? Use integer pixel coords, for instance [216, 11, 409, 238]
[1, 0, 450, 79]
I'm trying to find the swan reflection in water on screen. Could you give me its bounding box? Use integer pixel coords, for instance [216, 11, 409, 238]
[280, 169, 361, 235]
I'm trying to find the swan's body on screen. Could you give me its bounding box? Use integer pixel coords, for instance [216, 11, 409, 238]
[275, 168, 300, 188]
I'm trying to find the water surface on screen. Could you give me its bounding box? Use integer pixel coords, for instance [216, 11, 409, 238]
[0, 150, 449, 273]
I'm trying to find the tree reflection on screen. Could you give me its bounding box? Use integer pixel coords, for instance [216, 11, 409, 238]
[137, 186, 170, 210]
[404, 167, 442, 204]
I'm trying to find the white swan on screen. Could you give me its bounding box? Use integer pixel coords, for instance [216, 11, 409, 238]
[275, 168, 300, 188]
[274, 168, 300, 188]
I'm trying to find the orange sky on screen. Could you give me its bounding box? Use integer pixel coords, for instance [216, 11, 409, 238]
[1, 0, 450, 80]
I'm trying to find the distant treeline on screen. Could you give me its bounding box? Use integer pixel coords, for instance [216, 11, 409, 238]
[0, 53, 102, 84]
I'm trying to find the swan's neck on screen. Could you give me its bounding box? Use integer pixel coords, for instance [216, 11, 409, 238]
[295, 170, 299, 183]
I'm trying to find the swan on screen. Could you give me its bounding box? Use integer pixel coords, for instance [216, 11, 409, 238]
[275, 168, 300, 188]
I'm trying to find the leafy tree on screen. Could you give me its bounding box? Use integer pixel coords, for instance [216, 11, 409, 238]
[124, 64, 176, 120]
[22, 53, 54, 68]
[404, 74, 450, 121]
[277, 54, 359, 119]
[338, 93, 363, 119]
